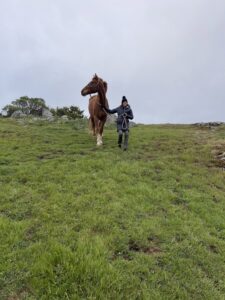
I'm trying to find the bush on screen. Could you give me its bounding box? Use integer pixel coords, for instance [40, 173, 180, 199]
[50, 106, 84, 120]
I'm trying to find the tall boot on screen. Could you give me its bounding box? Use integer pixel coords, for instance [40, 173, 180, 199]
[118, 130, 123, 148]
[124, 131, 129, 150]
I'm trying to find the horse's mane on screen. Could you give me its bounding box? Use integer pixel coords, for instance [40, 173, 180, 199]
[103, 81, 108, 93]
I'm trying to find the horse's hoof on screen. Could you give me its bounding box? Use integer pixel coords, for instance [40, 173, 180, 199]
[97, 140, 103, 146]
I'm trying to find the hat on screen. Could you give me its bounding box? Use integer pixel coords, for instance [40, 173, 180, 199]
[121, 96, 128, 103]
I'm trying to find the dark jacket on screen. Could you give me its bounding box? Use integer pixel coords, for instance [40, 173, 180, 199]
[105, 104, 134, 131]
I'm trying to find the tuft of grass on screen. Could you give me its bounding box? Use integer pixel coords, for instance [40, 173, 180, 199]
[1, 118, 225, 299]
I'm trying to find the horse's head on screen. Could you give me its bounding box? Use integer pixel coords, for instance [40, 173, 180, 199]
[81, 74, 107, 96]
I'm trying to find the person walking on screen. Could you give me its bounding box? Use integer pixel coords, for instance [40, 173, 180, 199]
[103, 96, 134, 150]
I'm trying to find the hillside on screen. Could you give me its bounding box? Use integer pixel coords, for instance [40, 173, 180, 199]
[1, 118, 225, 299]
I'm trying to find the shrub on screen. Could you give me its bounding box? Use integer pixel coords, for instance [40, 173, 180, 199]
[50, 106, 84, 120]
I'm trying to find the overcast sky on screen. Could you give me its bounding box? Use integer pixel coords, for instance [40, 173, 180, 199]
[0, 0, 225, 123]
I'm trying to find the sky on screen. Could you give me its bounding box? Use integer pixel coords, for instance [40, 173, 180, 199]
[0, 0, 225, 123]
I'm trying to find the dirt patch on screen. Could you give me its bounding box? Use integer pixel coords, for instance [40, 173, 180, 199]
[112, 239, 162, 261]
[79, 151, 86, 155]
[172, 198, 189, 207]
[110, 250, 133, 261]
[0, 209, 32, 221]
[208, 244, 219, 254]
[7, 288, 30, 300]
[212, 195, 220, 203]
[129, 240, 141, 252]
[143, 246, 161, 254]
[24, 223, 41, 242]
[37, 149, 65, 160]
[129, 240, 162, 255]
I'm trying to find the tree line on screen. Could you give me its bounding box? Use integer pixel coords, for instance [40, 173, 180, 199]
[1, 96, 84, 119]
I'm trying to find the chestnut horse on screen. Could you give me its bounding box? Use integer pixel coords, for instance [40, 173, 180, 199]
[81, 74, 109, 146]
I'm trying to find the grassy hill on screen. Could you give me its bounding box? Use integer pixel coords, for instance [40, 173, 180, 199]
[0, 118, 225, 299]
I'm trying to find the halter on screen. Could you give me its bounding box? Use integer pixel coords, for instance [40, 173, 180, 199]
[88, 79, 100, 93]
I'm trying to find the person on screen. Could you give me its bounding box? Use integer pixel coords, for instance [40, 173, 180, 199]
[103, 96, 134, 150]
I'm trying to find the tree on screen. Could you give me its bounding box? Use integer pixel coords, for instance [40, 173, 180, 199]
[3, 96, 47, 117]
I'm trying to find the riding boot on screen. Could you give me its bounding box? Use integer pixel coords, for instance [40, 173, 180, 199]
[123, 130, 129, 150]
[118, 130, 123, 148]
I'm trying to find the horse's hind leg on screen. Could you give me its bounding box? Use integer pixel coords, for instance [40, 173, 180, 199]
[99, 120, 105, 136]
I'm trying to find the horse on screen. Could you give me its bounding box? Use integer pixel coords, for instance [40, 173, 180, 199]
[81, 74, 109, 146]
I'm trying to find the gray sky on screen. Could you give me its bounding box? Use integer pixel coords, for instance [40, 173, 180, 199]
[1, 0, 225, 123]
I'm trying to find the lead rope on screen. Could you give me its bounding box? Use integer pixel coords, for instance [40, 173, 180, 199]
[103, 107, 115, 122]
[96, 102, 114, 122]
[121, 115, 128, 130]
[121, 107, 128, 130]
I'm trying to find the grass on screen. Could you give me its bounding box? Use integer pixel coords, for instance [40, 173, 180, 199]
[0, 118, 225, 299]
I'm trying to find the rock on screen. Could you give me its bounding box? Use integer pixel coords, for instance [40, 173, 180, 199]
[217, 152, 225, 158]
[106, 114, 117, 124]
[1, 110, 7, 117]
[61, 115, 69, 121]
[129, 121, 136, 128]
[42, 108, 54, 121]
[214, 150, 225, 169]
[106, 115, 136, 127]
[208, 122, 224, 126]
[32, 117, 40, 122]
[194, 122, 225, 127]
[11, 111, 27, 118]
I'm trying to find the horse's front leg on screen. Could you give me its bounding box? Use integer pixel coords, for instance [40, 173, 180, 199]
[89, 117, 95, 136]
[96, 119, 103, 146]
[97, 120, 106, 146]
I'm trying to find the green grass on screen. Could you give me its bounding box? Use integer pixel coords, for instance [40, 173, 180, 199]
[0, 118, 225, 299]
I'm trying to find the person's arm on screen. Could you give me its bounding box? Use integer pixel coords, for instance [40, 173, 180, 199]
[126, 108, 134, 120]
[103, 107, 118, 114]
